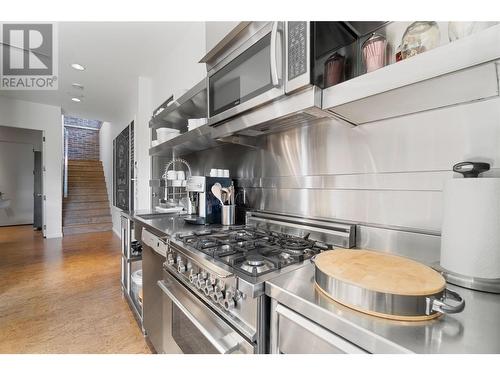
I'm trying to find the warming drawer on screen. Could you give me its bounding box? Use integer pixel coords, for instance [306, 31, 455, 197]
[273, 304, 367, 354]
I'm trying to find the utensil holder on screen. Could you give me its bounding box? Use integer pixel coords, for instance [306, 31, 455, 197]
[221, 205, 235, 226]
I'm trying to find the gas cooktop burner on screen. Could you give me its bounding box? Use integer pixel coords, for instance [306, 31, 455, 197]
[239, 255, 276, 275]
[279, 237, 313, 250]
[176, 225, 330, 277]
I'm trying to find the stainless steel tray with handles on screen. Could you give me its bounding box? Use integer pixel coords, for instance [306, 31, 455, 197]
[312, 254, 465, 321]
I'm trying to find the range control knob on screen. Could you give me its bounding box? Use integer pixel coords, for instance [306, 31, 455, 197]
[212, 291, 224, 304]
[204, 284, 214, 296]
[177, 262, 186, 274]
[188, 271, 197, 284]
[195, 276, 205, 290]
[167, 254, 174, 266]
[223, 298, 235, 311]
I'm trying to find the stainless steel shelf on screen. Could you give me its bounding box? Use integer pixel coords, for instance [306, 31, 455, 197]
[123, 287, 143, 324]
[149, 78, 207, 131]
[149, 123, 220, 157]
[322, 25, 500, 125]
[127, 255, 142, 263]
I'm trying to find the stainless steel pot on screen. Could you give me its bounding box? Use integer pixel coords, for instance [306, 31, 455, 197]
[312, 254, 465, 321]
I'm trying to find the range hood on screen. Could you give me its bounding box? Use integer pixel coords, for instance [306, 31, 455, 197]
[210, 86, 351, 140]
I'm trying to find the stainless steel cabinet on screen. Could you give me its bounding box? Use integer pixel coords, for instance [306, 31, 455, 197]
[120, 213, 142, 327]
[270, 302, 367, 354]
[142, 228, 168, 353]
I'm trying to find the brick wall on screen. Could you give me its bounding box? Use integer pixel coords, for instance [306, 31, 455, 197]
[64, 116, 102, 129]
[63, 116, 102, 160]
[65, 127, 100, 160]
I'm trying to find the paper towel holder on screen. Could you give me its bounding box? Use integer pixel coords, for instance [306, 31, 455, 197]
[453, 161, 490, 178]
[433, 263, 500, 294]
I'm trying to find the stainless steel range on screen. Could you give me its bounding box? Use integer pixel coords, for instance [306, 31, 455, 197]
[157, 211, 355, 354]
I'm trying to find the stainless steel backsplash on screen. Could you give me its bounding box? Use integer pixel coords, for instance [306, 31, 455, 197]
[179, 97, 500, 262]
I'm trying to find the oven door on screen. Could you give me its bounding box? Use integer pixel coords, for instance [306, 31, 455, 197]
[158, 273, 255, 354]
[208, 21, 284, 126]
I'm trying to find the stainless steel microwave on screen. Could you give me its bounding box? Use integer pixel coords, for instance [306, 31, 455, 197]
[205, 21, 386, 127]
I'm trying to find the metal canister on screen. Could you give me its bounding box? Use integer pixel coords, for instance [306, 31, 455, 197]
[221, 205, 235, 226]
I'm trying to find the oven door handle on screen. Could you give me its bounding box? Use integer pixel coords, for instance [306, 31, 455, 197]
[270, 21, 281, 86]
[157, 280, 241, 354]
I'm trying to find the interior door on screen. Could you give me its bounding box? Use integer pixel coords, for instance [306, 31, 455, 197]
[33, 150, 43, 230]
[0, 142, 34, 226]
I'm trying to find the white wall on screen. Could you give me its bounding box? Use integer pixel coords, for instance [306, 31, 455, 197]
[99, 22, 207, 238]
[99, 120, 130, 235]
[136, 76, 152, 210]
[150, 22, 207, 112]
[0, 96, 62, 238]
[0, 126, 43, 151]
[205, 22, 241, 55]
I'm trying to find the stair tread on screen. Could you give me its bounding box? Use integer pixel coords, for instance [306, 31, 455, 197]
[63, 222, 113, 235]
[63, 215, 112, 225]
[63, 208, 110, 212]
[63, 207, 110, 211]
[63, 221, 112, 227]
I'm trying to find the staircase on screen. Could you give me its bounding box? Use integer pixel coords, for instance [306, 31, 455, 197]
[63, 160, 112, 235]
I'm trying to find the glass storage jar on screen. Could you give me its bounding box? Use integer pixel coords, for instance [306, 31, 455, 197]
[448, 21, 498, 41]
[401, 21, 441, 60]
[362, 33, 387, 73]
[323, 52, 345, 88]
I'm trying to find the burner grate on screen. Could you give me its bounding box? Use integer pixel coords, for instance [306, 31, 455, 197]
[177, 225, 329, 277]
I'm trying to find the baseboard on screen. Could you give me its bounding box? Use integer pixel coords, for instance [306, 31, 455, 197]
[46, 231, 63, 239]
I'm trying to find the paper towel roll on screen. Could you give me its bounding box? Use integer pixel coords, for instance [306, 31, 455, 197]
[440, 178, 500, 279]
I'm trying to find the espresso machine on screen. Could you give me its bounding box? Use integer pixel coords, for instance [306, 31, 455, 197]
[184, 176, 233, 225]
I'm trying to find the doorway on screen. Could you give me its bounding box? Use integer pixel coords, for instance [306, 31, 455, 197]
[0, 126, 44, 230]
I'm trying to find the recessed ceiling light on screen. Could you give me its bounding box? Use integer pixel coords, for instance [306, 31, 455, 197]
[71, 63, 85, 71]
[71, 97, 81, 102]
[72, 83, 84, 90]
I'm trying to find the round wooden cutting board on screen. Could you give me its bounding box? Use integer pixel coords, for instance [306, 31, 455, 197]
[314, 249, 447, 321]
[315, 249, 445, 296]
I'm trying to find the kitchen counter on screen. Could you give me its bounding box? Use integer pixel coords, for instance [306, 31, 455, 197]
[130, 209, 226, 238]
[265, 263, 500, 353]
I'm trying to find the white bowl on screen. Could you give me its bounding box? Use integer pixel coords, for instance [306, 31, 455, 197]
[172, 179, 183, 187]
[157, 128, 180, 142]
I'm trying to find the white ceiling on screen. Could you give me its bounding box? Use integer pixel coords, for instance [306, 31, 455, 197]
[0, 22, 196, 124]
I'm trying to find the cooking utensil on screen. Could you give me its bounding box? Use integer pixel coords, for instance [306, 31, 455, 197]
[312, 249, 465, 321]
[211, 183, 224, 206]
[221, 187, 231, 205]
[227, 186, 232, 205]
